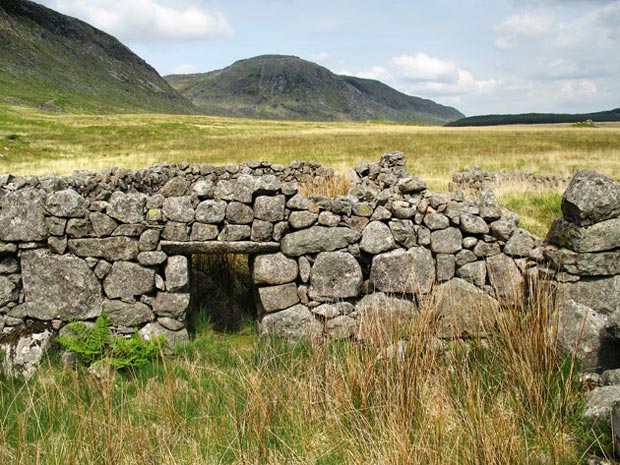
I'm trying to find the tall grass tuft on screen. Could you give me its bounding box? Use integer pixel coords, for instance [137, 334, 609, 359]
[0, 288, 601, 464]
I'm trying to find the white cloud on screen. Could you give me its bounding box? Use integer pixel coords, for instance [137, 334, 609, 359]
[41, 0, 233, 42]
[355, 66, 392, 81]
[172, 64, 201, 74]
[558, 79, 598, 100]
[494, 13, 553, 49]
[309, 52, 330, 63]
[391, 53, 457, 82]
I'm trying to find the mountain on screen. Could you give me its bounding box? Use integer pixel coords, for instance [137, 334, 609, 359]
[0, 0, 196, 113]
[446, 109, 620, 127]
[165, 55, 464, 124]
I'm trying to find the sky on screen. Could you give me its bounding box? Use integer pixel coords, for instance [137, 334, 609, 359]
[36, 0, 620, 116]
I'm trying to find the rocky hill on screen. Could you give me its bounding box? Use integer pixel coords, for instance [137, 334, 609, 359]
[0, 0, 196, 113]
[165, 55, 464, 124]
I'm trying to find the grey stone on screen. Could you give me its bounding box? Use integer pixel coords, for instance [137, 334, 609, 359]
[583, 386, 620, 442]
[159, 177, 190, 197]
[89, 212, 118, 237]
[103, 261, 155, 299]
[326, 315, 357, 339]
[191, 223, 219, 241]
[102, 299, 152, 327]
[424, 212, 449, 230]
[473, 240, 501, 258]
[107, 192, 145, 224]
[195, 199, 227, 223]
[556, 276, 620, 316]
[398, 176, 427, 193]
[478, 189, 502, 221]
[457, 261, 487, 287]
[389, 219, 416, 248]
[0, 257, 19, 274]
[462, 236, 478, 249]
[416, 227, 431, 246]
[557, 300, 610, 373]
[547, 217, 620, 253]
[258, 283, 300, 312]
[0, 190, 48, 242]
[434, 278, 500, 338]
[360, 221, 396, 254]
[66, 218, 93, 238]
[214, 180, 234, 200]
[602, 369, 620, 386]
[281, 226, 356, 256]
[157, 317, 185, 331]
[430, 227, 462, 254]
[562, 170, 620, 226]
[250, 219, 273, 241]
[162, 222, 190, 241]
[162, 196, 194, 222]
[309, 252, 362, 301]
[546, 249, 620, 276]
[45, 217, 66, 236]
[253, 253, 298, 285]
[486, 254, 523, 305]
[165, 256, 189, 292]
[45, 189, 88, 217]
[351, 201, 373, 217]
[289, 211, 318, 229]
[138, 251, 168, 266]
[504, 228, 535, 257]
[1, 329, 53, 379]
[68, 237, 140, 261]
[392, 201, 417, 219]
[460, 213, 489, 235]
[369, 248, 435, 295]
[151, 292, 191, 318]
[489, 219, 516, 241]
[226, 202, 254, 224]
[0, 276, 17, 307]
[139, 323, 189, 351]
[21, 249, 102, 320]
[427, 192, 451, 210]
[254, 195, 285, 222]
[436, 254, 456, 282]
[191, 180, 214, 198]
[354, 292, 417, 341]
[94, 260, 112, 279]
[299, 256, 311, 283]
[259, 304, 323, 339]
[254, 175, 281, 195]
[312, 302, 355, 319]
[370, 205, 392, 221]
[218, 225, 251, 241]
[455, 249, 477, 266]
[146, 208, 162, 223]
[47, 236, 67, 254]
[232, 175, 255, 203]
[318, 211, 341, 227]
[139, 229, 160, 251]
[286, 194, 310, 210]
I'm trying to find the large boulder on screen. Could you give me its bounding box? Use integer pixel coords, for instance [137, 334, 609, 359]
[252, 253, 298, 285]
[162, 196, 194, 222]
[68, 237, 140, 261]
[433, 278, 500, 337]
[360, 221, 396, 254]
[309, 252, 363, 301]
[281, 226, 356, 256]
[0, 189, 48, 241]
[45, 189, 89, 217]
[21, 249, 103, 320]
[562, 170, 620, 226]
[103, 261, 155, 299]
[545, 249, 620, 276]
[259, 304, 323, 339]
[369, 248, 435, 295]
[546, 217, 620, 253]
[107, 192, 145, 223]
[555, 276, 620, 317]
[254, 195, 285, 222]
[430, 227, 462, 254]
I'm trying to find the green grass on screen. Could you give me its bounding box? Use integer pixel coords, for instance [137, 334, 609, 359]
[0, 297, 609, 464]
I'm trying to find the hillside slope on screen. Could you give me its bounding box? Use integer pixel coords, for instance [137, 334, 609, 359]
[446, 109, 620, 127]
[0, 0, 196, 113]
[166, 55, 464, 124]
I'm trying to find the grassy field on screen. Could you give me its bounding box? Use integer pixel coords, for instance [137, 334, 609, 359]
[2, 105, 619, 236]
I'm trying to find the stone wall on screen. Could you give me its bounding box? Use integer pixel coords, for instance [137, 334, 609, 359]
[2, 151, 619, 379]
[450, 166, 570, 194]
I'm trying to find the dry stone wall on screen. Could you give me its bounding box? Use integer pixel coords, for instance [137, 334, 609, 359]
[1, 151, 619, 379]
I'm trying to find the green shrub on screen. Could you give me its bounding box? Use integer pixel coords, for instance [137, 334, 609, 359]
[56, 314, 164, 370]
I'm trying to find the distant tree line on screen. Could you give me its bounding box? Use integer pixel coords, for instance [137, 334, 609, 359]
[445, 108, 620, 127]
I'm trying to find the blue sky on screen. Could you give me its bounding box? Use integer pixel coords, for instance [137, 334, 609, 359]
[37, 0, 620, 116]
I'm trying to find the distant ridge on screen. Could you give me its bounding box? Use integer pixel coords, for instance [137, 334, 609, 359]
[165, 55, 464, 124]
[446, 108, 620, 127]
[0, 0, 196, 113]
